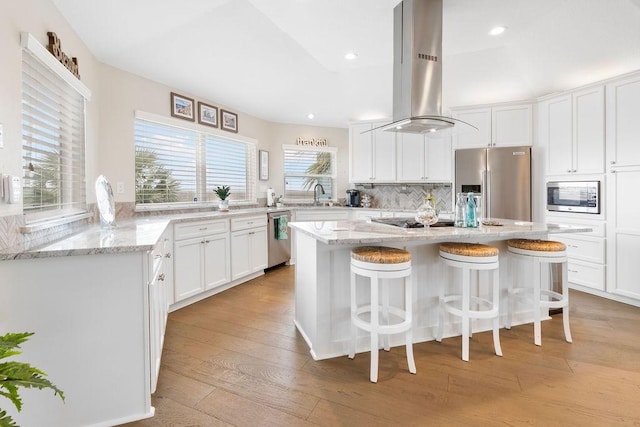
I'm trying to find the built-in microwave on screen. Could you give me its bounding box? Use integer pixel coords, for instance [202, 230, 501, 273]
[546, 181, 600, 214]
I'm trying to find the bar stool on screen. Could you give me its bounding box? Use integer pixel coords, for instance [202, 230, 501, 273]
[437, 242, 502, 362]
[348, 246, 416, 383]
[506, 239, 572, 346]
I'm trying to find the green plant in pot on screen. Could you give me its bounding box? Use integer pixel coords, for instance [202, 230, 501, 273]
[1, 332, 64, 426]
[214, 185, 231, 211]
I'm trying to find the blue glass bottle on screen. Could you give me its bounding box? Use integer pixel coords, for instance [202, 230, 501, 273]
[466, 192, 477, 228]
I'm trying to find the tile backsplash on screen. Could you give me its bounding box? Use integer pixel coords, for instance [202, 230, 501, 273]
[354, 183, 453, 212]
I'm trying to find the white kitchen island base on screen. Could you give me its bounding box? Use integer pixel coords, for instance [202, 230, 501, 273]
[290, 219, 588, 361]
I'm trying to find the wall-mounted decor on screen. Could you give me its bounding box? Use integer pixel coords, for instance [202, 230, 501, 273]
[170, 92, 195, 121]
[198, 102, 218, 127]
[221, 109, 238, 133]
[259, 150, 269, 180]
[47, 32, 80, 79]
[296, 137, 328, 147]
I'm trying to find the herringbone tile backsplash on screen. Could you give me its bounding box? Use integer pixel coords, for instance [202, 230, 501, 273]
[354, 184, 452, 212]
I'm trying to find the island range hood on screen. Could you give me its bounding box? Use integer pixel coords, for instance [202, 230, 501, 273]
[376, 0, 473, 134]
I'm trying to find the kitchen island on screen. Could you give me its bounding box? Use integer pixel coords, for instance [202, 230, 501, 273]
[289, 219, 589, 360]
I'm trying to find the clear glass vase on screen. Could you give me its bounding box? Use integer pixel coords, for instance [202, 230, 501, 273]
[415, 197, 438, 228]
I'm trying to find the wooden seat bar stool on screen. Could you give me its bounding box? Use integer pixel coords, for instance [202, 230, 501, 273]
[348, 246, 416, 383]
[437, 242, 502, 362]
[506, 239, 572, 346]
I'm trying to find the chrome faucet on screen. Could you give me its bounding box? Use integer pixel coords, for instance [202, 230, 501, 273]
[313, 183, 325, 206]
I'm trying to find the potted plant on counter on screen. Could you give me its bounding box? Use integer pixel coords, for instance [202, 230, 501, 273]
[214, 185, 230, 211]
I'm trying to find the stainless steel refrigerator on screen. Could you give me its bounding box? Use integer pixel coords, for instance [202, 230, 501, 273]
[455, 146, 531, 221]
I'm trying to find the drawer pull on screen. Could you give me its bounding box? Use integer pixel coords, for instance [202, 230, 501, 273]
[568, 269, 579, 273]
[165, 252, 171, 258]
[201, 240, 206, 244]
[205, 240, 210, 244]
[158, 273, 165, 281]
[199, 227, 208, 231]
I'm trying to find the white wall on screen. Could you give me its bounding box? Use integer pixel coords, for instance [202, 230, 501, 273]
[0, 0, 101, 217]
[0, 0, 350, 216]
[266, 123, 349, 201]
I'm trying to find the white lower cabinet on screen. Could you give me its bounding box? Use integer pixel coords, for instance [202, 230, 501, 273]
[149, 228, 173, 393]
[231, 215, 268, 280]
[173, 219, 230, 302]
[548, 214, 606, 292]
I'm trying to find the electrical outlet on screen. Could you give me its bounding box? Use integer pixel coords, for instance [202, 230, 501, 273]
[116, 182, 124, 194]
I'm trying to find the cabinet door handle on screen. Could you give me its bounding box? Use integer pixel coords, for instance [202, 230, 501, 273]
[165, 252, 171, 258]
[154, 254, 162, 259]
[205, 240, 210, 244]
[567, 169, 572, 173]
[158, 273, 165, 281]
[610, 160, 616, 165]
[201, 240, 206, 244]
[249, 232, 255, 235]
[568, 269, 579, 273]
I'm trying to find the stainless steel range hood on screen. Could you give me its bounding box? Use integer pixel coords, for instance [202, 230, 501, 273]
[376, 0, 474, 134]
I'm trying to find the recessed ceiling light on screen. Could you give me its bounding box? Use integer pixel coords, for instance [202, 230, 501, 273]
[307, 113, 315, 119]
[344, 52, 358, 60]
[489, 26, 507, 36]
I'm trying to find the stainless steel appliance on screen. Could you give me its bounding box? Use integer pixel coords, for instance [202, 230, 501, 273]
[345, 189, 360, 207]
[455, 146, 531, 221]
[267, 211, 291, 268]
[371, 217, 454, 228]
[546, 181, 600, 214]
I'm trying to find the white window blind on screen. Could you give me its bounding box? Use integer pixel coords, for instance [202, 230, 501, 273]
[283, 145, 336, 202]
[22, 49, 87, 219]
[135, 117, 256, 205]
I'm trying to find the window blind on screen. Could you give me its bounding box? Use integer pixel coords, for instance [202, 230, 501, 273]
[22, 49, 86, 218]
[283, 147, 335, 201]
[134, 117, 256, 205]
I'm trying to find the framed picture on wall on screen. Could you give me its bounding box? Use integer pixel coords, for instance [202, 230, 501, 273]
[259, 150, 269, 180]
[221, 109, 238, 133]
[170, 92, 195, 121]
[197, 102, 218, 127]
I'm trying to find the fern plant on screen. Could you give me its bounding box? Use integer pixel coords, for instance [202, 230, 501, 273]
[0, 332, 64, 427]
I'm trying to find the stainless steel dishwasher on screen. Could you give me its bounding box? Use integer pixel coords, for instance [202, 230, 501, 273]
[267, 211, 291, 268]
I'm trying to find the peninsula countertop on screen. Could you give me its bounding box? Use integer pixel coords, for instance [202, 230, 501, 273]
[288, 218, 591, 245]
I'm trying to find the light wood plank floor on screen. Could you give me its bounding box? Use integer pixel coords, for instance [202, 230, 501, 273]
[126, 265, 640, 426]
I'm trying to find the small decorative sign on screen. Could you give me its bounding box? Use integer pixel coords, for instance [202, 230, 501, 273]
[47, 32, 80, 79]
[296, 137, 328, 147]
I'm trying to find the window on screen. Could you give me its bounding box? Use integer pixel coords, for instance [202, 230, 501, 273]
[283, 145, 337, 202]
[21, 47, 87, 220]
[134, 113, 256, 206]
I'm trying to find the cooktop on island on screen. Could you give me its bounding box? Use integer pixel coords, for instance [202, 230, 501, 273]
[370, 217, 455, 228]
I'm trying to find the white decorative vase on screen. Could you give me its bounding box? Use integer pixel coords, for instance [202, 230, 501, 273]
[218, 200, 229, 211]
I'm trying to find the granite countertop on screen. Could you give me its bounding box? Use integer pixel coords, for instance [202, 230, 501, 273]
[288, 219, 591, 245]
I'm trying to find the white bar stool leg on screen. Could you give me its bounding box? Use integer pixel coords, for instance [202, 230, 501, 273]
[381, 281, 390, 351]
[492, 268, 503, 356]
[370, 274, 379, 383]
[349, 269, 357, 359]
[436, 266, 446, 343]
[533, 257, 542, 346]
[506, 255, 515, 329]
[461, 265, 471, 362]
[405, 275, 416, 374]
[561, 260, 573, 343]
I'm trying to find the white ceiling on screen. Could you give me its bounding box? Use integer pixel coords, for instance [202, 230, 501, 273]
[51, 0, 640, 129]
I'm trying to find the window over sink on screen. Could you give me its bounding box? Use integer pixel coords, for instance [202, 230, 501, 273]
[283, 144, 336, 203]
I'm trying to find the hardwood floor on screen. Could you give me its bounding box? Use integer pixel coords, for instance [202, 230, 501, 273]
[126, 265, 640, 426]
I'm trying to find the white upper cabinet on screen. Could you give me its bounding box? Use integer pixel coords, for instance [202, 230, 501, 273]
[453, 103, 532, 148]
[542, 86, 605, 176]
[397, 132, 452, 182]
[606, 74, 640, 169]
[350, 121, 396, 183]
[452, 108, 492, 148]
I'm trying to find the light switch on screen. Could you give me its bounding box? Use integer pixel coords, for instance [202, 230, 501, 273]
[116, 182, 124, 194]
